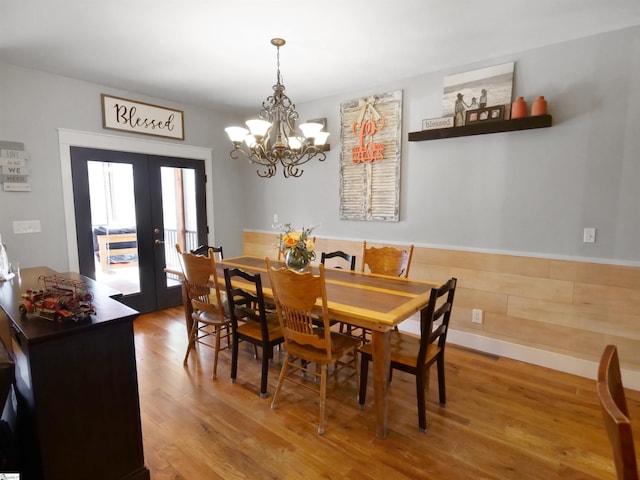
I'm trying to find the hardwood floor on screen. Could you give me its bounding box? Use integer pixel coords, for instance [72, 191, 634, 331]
[133, 307, 640, 480]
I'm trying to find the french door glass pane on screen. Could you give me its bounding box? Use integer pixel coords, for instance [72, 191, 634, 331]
[87, 161, 141, 295]
[161, 166, 198, 288]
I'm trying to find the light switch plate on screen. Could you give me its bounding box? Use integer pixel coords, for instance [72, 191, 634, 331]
[13, 220, 41, 234]
[583, 227, 596, 243]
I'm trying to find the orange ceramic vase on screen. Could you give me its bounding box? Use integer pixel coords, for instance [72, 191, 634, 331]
[532, 96, 548, 116]
[511, 97, 527, 119]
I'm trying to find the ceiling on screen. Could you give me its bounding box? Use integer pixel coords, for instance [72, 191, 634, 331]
[2, 1, 640, 112]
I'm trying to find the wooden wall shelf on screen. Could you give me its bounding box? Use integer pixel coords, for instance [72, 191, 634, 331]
[408, 114, 552, 142]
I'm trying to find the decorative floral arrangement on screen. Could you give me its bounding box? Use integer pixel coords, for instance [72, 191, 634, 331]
[279, 223, 316, 263]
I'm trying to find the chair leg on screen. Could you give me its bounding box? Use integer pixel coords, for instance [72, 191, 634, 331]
[183, 321, 198, 365]
[230, 331, 239, 382]
[318, 364, 328, 435]
[416, 368, 427, 432]
[437, 355, 446, 406]
[358, 353, 369, 407]
[260, 345, 270, 398]
[212, 325, 222, 380]
[271, 352, 289, 410]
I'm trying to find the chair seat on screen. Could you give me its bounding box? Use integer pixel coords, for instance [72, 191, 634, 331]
[236, 312, 282, 341]
[192, 310, 229, 326]
[360, 330, 441, 368]
[286, 331, 361, 365]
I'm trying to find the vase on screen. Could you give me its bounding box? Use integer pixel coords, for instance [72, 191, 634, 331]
[511, 97, 527, 119]
[285, 249, 310, 272]
[532, 96, 548, 116]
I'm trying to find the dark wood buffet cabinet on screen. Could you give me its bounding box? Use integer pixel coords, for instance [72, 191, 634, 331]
[0, 267, 150, 480]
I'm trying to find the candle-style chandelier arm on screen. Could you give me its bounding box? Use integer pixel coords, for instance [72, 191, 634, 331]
[224, 38, 329, 178]
[280, 147, 326, 178]
[228, 143, 278, 178]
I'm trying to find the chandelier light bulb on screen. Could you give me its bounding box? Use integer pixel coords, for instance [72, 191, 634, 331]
[288, 137, 303, 150]
[246, 119, 271, 137]
[225, 126, 249, 143]
[299, 122, 323, 138]
[243, 134, 257, 147]
[313, 131, 330, 146]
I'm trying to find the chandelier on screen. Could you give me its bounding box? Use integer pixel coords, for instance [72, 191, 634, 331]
[225, 38, 329, 178]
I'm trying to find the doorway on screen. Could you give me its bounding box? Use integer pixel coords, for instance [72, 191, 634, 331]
[70, 146, 208, 313]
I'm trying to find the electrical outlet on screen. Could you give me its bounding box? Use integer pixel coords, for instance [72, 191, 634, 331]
[13, 220, 41, 234]
[583, 227, 596, 243]
[472, 309, 483, 324]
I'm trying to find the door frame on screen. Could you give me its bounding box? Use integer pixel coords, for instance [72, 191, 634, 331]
[58, 128, 214, 274]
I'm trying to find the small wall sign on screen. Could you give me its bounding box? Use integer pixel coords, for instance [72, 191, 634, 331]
[422, 116, 454, 130]
[1, 141, 31, 192]
[101, 94, 185, 140]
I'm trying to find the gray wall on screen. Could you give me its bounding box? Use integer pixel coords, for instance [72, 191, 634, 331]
[1, 25, 639, 274]
[240, 26, 640, 264]
[0, 62, 247, 271]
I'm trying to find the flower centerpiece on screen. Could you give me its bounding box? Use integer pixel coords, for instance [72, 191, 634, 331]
[279, 223, 316, 272]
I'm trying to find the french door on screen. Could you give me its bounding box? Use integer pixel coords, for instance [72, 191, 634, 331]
[70, 146, 207, 313]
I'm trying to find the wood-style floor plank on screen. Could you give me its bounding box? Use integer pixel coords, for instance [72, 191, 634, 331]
[133, 307, 640, 480]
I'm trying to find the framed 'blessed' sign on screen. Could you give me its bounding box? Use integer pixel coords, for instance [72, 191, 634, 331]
[101, 94, 185, 140]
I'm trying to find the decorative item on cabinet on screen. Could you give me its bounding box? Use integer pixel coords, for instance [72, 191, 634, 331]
[532, 96, 548, 116]
[511, 97, 527, 119]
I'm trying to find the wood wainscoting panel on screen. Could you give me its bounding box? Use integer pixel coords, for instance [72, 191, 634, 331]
[243, 230, 640, 376]
[550, 259, 640, 289]
[572, 282, 640, 313]
[412, 247, 552, 277]
[507, 296, 640, 338]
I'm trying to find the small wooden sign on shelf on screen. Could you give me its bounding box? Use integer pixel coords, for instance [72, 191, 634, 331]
[422, 116, 454, 130]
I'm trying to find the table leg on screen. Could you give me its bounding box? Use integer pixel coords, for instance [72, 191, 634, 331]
[371, 329, 391, 438]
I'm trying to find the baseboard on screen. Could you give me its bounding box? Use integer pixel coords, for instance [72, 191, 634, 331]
[447, 329, 640, 392]
[397, 318, 640, 391]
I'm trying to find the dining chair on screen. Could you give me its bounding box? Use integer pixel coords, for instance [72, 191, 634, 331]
[176, 244, 230, 380]
[597, 345, 639, 480]
[277, 234, 285, 261]
[361, 240, 414, 278]
[359, 277, 457, 432]
[224, 266, 284, 398]
[320, 250, 356, 271]
[191, 244, 223, 261]
[266, 258, 362, 434]
[320, 250, 361, 336]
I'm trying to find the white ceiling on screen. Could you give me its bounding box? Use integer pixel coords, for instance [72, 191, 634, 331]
[2, 1, 640, 111]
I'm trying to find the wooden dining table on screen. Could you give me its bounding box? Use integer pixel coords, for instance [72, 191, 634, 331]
[168, 255, 439, 438]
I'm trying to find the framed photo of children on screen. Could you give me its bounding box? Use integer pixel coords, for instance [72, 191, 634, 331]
[465, 105, 505, 124]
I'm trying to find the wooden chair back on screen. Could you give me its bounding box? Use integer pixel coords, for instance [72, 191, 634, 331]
[419, 277, 457, 365]
[597, 345, 639, 480]
[361, 240, 414, 277]
[176, 244, 225, 320]
[266, 259, 332, 360]
[224, 267, 268, 335]
[277, 234, 285, 261]
[320, 250, 356, 271]
[191, 244, 223, 260]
